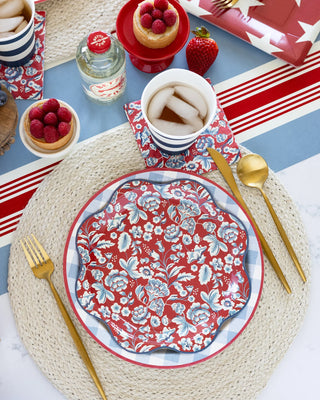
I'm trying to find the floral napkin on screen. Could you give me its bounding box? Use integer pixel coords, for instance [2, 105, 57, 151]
[124, 95, 240, 175]
[0, 11, 46, 100]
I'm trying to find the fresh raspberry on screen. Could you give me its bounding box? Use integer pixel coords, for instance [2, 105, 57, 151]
[44, 125, 60, 143]
[57, 106, 72, 123]
[140, 13, 153, 29]
[58, 122, 71, 136]
[29, 119, 44, 139]
[29, 106, 44, 121]
[152, 19, 166, 34]
[139, 2, 153, 15]
[163, 9, 176, 26]
[44, 111, 58, 126]
[154, 0, 168, 11]
[42, 98, 60, 113]
[152, 8, 163, 20]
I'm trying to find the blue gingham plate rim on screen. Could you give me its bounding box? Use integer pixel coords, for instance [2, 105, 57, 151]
[63, 168, 264, 368]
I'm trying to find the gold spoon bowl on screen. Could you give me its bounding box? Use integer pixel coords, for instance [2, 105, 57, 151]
[237, 153, 306, 283]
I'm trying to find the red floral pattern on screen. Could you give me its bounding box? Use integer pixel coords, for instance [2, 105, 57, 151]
[76, 179, 250, 353]
[0, 12, 46, 100]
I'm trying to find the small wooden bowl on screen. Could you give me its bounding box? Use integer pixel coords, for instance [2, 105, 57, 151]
[0, 85, 18, 155]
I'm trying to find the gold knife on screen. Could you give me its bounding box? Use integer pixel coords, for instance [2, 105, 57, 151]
[207, 147, 291, 294]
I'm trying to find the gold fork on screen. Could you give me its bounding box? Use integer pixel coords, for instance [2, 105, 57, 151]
[212, 0, 239, 10]
[21, 234, 108, 400]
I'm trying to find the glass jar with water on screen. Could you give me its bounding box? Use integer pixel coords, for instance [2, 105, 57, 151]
[76, 31, 126, 103]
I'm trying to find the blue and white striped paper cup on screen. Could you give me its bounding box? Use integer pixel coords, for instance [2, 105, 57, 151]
[0, 0, 35, 66]
[141, 68, 217, 154]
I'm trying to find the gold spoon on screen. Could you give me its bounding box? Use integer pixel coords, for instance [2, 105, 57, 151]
[237, 153, 306, 283]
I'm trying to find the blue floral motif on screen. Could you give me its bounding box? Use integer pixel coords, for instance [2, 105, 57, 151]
[218, 222, 240, 243]
[91, 269, 104, 281]
[149, 298, 165, 317]
[204, 234, 228, 256]
[132, 305, 149, 325]
[177, 199, 201, 219]
[5, 67, 24, 82]
[181, 217, 196, 235]
[165, 155, 185, 169]
[146, 157, 159, 167]
[133, 109, 144, 123]
[201, 289, 222, 312]
[187, 303, 211, 325]
[146, 279, 170, 300]
[105, 270, 128, 292]
[137, 126, 151, 147]
[139, 265, 154, 279]
[150, 315, 160, 327]
[216, 133, 228, 143]
[179, 337, 193, 351]
[203, 221, 217, 233]
[138, 191, 161, 212]
[76, 178, 250, 354]
[164, 224, 181, 242]
[171, 302, 186, 315]
[156, 327, 175, 343]
[195, 134, 216, 152]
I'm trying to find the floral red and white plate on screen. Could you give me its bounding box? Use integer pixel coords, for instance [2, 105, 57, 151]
[64, 169, 263, 368]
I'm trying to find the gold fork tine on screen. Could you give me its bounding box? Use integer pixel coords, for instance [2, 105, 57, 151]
[212, 0, 239, 10]
[21, 235, 108, 400]
[30, 233, 49, 261]
[24, 235, 44, 266]
[20, 238, 35, 268]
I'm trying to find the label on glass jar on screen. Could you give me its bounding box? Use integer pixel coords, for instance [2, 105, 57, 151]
[89, 71, 126, 100]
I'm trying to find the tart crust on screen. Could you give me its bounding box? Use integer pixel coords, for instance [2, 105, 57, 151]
[133, 1, 179, 49]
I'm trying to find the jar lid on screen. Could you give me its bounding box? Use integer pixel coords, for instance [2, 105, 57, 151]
[87, 31, 111, 54]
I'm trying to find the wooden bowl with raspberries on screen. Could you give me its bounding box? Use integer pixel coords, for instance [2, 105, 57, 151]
[20, 98, 80, 157]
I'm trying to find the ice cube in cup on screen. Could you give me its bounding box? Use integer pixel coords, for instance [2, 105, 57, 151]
[0, 0, 35, 66]
[0, 0, 24, 19]
[141, 68, 217, 154]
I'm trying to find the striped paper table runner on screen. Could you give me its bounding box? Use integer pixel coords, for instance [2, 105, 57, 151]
[1, 42, 319, 248]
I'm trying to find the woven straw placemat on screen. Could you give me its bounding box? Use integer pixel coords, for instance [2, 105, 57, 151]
[8, 124, 310, 400]
[36, 0, 128, 69]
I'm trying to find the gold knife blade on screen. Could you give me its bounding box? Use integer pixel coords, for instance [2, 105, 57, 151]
[207, 147, 291, 294]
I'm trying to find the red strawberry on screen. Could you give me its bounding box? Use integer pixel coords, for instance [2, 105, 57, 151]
[186, 27, 219, 76]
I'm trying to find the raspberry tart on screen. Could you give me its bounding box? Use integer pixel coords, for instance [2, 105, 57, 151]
[133, 0, 179, 49]
[24, 98, 75, 151]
